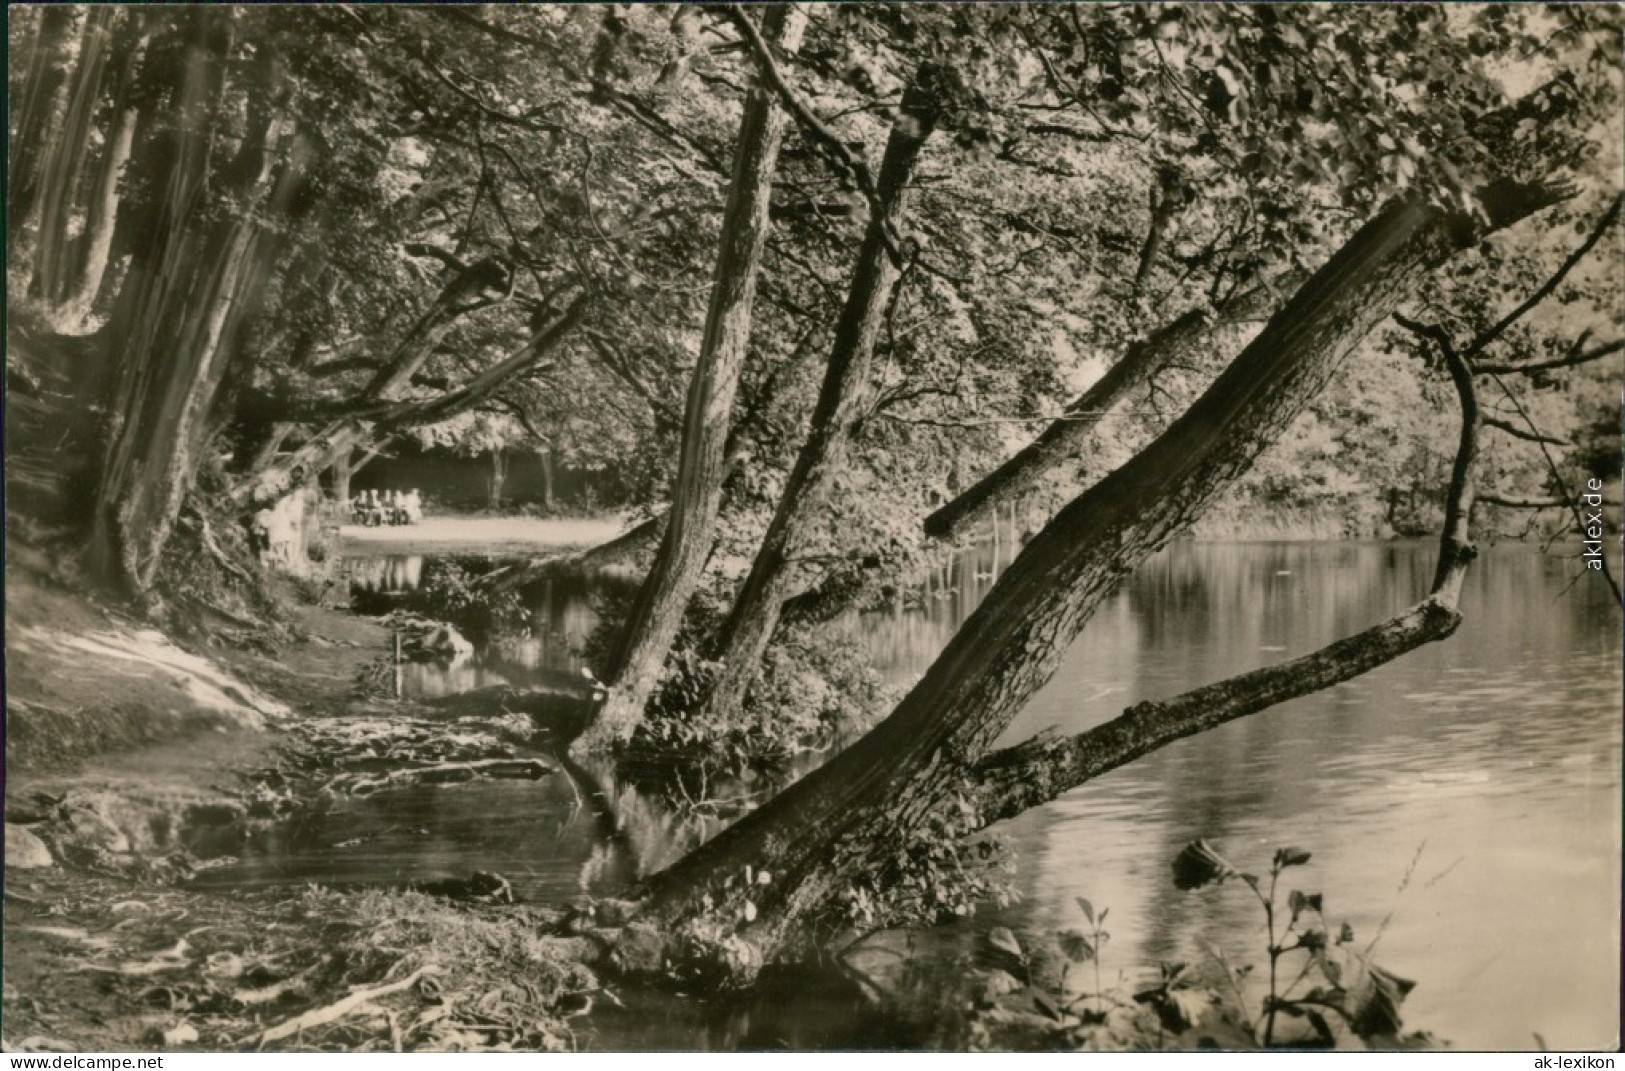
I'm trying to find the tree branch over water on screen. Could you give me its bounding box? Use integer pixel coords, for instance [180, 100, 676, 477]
[972, 314, 1486, 824]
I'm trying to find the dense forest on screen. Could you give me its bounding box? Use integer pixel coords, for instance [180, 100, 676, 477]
[6, 2, 1622, 1052]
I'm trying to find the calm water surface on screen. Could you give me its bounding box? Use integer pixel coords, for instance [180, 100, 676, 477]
[223, 540, 1621, 1050]
[847, 541, 1621, 1051]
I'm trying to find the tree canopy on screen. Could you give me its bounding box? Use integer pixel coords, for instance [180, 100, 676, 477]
[7, 0, 1620, 971]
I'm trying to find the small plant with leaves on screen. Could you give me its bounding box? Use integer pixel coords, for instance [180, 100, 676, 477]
[1172, 838, 1421, 1049]
[1061, 896, 1110, 1018]
[964, 841, 1437, 1052]
[964, 897, 1192, 1052]
[832, 791, 1017, 934]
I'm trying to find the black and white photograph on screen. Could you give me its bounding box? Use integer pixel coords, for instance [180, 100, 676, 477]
[4, 2, 1621, 1055]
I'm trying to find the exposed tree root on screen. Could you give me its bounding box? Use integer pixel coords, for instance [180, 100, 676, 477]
[325, 758, 556, 798]
[257, 963, 436, 1046]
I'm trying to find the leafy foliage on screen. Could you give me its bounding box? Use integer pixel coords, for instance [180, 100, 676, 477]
[965, 842, 1439, 1052]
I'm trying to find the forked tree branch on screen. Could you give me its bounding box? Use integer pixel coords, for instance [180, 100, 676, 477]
[971, 318, 1484, 825]
[722, 5, 910, 265]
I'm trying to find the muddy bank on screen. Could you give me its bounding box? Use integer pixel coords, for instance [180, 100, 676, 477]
[4, 559, 295, 771]
[2, 550, 614, 1052]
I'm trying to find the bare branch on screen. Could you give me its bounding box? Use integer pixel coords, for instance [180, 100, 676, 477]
[1479, 492, 1622, 510]
[584, 331, 683, 428]
[403, 241, 473, 274]
[1481, 414, 1569, 445]
[1484, 370, 1624, 605]
[1465, 193, 1621, 359]
[1476, 338, 1623, 376]
[378, 292, 589, 430]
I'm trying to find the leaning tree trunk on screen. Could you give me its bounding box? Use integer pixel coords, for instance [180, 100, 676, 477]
[693, 68, 941, 729]
[243, 294, 589, 506]
[89, 18, 318, 594]
[581, 4, 809, 751]
[633, 180, 1566, 957]
[923, 276, 1289, 541]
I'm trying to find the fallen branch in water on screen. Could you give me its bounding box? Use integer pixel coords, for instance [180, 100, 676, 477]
[258, 963, 435, 1046]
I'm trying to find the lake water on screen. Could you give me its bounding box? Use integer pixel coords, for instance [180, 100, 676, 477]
[235, 539, 1622, 1050]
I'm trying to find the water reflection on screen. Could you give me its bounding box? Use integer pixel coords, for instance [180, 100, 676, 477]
[344, 553, 617, 696]
[198, 755, 724, 904]
[265, 541, 1617, 1050]
[344, 554, 423, 593]
[905, 543, 1619, 1052]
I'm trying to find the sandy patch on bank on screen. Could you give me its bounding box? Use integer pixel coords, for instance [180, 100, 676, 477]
[339, 516, 627, 553]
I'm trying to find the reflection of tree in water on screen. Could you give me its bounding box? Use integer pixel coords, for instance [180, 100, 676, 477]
[991, 544, 1619, 1046]
[344, 554, 424, 593]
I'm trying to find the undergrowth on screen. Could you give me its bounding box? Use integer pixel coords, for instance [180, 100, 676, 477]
[958, 840, 1442, 1052]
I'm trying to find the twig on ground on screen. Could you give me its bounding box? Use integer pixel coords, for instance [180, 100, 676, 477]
[258, 963, 436, 1046]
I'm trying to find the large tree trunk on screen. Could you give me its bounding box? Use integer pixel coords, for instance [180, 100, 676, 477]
[973, 313, 1487, 823]
[693, 69, 941, 729]
[581, 5, 808, 751]
[632, 181, 1564, 957]
[923, 278, 1288, 541]
[31, 8, 117, 314]
[50, 13, 147, 333]
[88, 17, 318, 593]
[7, 6, 77, 246]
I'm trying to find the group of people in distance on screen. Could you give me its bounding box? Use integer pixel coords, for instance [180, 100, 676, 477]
[352, 488, 423, 527]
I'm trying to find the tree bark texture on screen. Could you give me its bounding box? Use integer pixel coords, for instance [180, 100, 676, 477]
[51, 13, 147, 332]
[7, 6, 77, 241]
[634, 182, 1562, 955]
[582, 5, 808, 752]
[693, 69, 941, 729]
[923, 277, 1289, 541]
[89, 17, 319, 593]
[31, 8, 114, 309]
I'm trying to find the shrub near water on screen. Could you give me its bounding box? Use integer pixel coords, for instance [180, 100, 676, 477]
[963, 841, 1440, 1052]
[627, 627, 896, 776]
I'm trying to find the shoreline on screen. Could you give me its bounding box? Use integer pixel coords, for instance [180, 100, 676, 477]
[338, 515, 627, 554]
